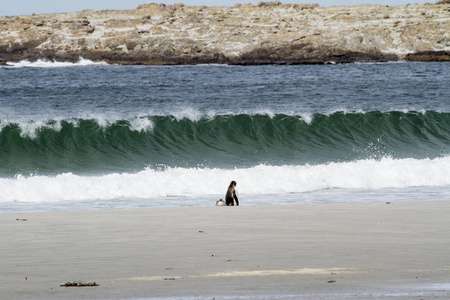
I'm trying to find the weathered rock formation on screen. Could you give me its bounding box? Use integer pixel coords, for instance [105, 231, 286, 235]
[405, 50, 450, 61]
[0, 2, 449, 65]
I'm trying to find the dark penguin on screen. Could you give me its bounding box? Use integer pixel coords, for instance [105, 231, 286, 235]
[225, 181, 239, 206]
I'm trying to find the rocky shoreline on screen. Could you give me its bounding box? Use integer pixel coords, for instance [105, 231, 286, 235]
[1, 2, 449, 65]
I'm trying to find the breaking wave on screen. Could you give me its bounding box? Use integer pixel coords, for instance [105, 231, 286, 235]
[4, 57, 108, 68]
[1, 111, 450, 175]
[2, 156, 450, 204]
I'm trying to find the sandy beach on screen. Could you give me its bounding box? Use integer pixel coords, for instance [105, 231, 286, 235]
[1, 201, 450, 299]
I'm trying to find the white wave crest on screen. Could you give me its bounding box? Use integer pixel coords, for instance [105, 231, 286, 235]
[2, 156, 450, 205]
[171, 107, 204, 121]
[129, 117, 154, 132]
[0, 116, 155, 137]
[7, 57, 108, 68]
[0, 118, 79, 138]
[19, 120, 62, 138]
[299, 112, 313, 124]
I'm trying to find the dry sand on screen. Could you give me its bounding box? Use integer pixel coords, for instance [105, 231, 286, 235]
[1, 201, 450, 299]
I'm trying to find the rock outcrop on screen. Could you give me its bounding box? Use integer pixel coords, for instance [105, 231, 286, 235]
[0, 2, 449, 65]
[405, 50, 450, 61]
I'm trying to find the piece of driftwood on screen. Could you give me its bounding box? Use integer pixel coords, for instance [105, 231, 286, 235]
[60, 281, 99, 287]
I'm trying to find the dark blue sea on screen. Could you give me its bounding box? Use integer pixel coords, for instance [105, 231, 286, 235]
[1, 59, 449, 212]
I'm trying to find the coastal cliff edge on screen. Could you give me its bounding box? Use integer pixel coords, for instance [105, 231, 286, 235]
[1, 1, 449, 65]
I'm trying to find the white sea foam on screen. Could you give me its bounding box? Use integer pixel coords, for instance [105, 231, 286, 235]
[19, 120, 64, 138]
[171, 107, 203, 121]
[7, 57, 108, 68]
[2, 156, 450, 205]
[0, 119, 65, 138]
[0, 115, 154, 137]
[129, 117, 154, 132]
[0, 118, 78, 138]
[252, 108, 275, 118]
[299, 112, 313, 124]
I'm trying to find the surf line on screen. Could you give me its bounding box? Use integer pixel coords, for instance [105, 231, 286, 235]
[191, 268, 361, 277]
[114, 268, 361, 281]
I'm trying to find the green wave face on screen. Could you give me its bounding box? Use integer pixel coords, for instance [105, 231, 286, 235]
[1, 111, 450, 176]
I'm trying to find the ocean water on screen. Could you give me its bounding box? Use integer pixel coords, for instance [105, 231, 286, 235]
[1, 59, 449, 212]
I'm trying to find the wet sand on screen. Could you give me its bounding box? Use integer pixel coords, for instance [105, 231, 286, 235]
[1, 201, 450, 299]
